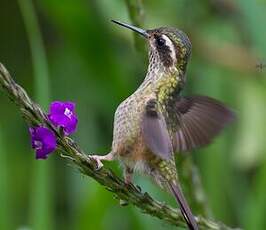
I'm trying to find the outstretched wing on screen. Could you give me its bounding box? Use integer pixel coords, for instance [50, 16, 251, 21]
[174, 95, 235, 152]
[141, 99, 173, 160]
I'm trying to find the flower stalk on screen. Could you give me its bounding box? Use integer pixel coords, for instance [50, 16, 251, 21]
[0, 63, 240, 230]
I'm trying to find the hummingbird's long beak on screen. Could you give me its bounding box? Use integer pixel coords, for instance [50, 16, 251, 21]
[111, 20, 149, 38]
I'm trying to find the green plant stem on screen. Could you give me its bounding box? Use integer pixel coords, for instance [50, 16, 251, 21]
[124, 0, 146, 59]
[0, 63, 240, 230]
[0, 126, 11, 230]
[177, 155, 213, 218]
[18, 0, 53, 229]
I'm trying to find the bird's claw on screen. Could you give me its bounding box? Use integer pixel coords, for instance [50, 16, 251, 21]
[89, 155, 104, 170]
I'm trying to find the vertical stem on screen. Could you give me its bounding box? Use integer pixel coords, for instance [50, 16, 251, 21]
[18, 1, 54, 229]
[124, 0, 146, 60]
[245, 160, 266, 229]
[0, 126, 11, 230]
[177, 155, 212, 218]
[19, 0, 50, 104]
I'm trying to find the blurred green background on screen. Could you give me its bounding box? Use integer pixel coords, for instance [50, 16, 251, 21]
[0, 0, 266, 229]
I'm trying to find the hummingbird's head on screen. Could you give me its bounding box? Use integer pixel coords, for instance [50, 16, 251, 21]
[111, 20, 192, 72]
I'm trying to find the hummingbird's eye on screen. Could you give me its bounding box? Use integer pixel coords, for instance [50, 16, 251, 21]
[156, 37, 165, 46]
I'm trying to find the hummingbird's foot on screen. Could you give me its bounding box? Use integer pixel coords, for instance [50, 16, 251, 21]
[89, 152, 113, 170]
[119, 167, 134, 206]
[89, 155, 104, 170]
[124, 167, 134, 184]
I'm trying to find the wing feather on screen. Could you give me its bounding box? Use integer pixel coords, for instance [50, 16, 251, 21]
[142, 99, 173, 160]
[175, 96, 235, 152]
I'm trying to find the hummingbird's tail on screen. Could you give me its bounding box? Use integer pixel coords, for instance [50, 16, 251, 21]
[168, 182, 198, 230]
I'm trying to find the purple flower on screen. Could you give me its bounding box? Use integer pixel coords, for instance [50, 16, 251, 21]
[29, 127, 57, 159]
[48, 101, 78, 135]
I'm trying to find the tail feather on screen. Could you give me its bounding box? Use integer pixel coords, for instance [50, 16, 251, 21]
[168, 182, 198, 230]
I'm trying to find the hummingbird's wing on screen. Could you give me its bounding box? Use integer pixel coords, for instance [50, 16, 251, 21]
[174, 95, 235, 152]
[142, 99, 173, 160]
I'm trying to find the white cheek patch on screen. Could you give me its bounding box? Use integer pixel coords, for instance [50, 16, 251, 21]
[162, 34, 176, 64]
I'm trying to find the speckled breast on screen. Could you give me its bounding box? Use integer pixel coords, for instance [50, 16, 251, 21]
[111, 90, 147, 158]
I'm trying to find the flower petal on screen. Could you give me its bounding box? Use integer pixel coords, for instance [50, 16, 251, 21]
[48, 101, 78, 136]
[36, 148, 48, 159]
[48, 114, 69, 127]
[64, 102, 75, 111]
[64, 117, 78, 135]
[49, 101, 65, 114]
[29, 126, 57, 160]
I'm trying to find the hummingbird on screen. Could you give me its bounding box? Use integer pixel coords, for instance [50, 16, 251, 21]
[90, 20, 234, 230]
